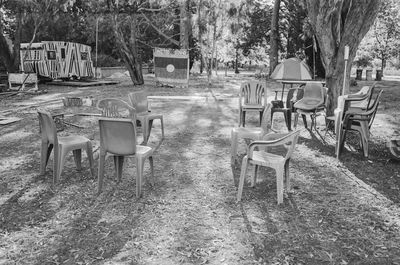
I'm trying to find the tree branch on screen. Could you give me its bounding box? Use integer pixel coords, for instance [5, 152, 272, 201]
[141, 12, 180, 47]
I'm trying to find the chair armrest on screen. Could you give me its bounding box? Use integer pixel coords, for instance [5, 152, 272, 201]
[247, 132, 298, 158]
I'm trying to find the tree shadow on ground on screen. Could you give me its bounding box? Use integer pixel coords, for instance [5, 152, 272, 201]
[230, 142, 400, 264]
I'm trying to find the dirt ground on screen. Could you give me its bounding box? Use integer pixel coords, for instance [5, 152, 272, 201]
[1, 72, 400, 265]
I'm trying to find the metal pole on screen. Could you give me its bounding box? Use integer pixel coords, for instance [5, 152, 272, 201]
[342, 45, 349, 96]
[342, 60, 347, 96]
[95, 17, 99, 78]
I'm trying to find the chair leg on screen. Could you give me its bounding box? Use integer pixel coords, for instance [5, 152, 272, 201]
[360, 122, 370, 157]
[148, 156, 155, 186]
[136, 157, 145, 198]
[336, 127, 347, 159]
[310, 114, 316, 131]
[40, 141, 52, 175]
[144, 119, 154, 144]
[73, 149, 82, 171]
[276, 166, 284, 204]
[57, 147, 68, 182]
[160, 117, 165, 140]
[114, 156, 124, 182]
[302, 114, 308, 129]
[284, 160, 290, 192]
[284, 111, 292, 131]
[259, 111, 263, 126]
[242, 111, 246, 127]
[98, 151, 106, 193]
[52, 145, 59, 185]
[294, 113, 299, 129]
[251, 165, 258, 187]
[237, 156, 249, 201]
[230, 130, 239, 164]
[86, 142, 95, 177]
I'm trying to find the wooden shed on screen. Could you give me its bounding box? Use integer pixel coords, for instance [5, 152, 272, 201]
[20, 41, 94, 80]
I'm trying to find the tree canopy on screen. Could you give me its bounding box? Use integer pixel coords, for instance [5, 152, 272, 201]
[0, 0, 387, 97]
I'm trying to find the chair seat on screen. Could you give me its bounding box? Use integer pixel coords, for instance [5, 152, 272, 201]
[241, 104, 264, 110]
[251, 150, 285, 166]
[232, 127, 263, 139]
[58, 135, 90, 147]
[294, 100, 323, 110]
[107, 144, 153, 157]
[136, 145, 153, 157]
[296, 107, 324, 114]
[137, 112, 163, 120]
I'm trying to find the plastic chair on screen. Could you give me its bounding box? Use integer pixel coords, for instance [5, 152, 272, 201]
[271, 87, 304, 131]
[293, 82, 327, 131]
[231, 103, 275, 164]
[336, 90, 383, 158]
[96, 98, 136, 120]
[239, 81, 268, 127]
[237, 130, 301, 204]
[128, 90, 164, 145]
[333, 85, 375, 136]
[96, 98, 144, 142]
[38, 109, 94, 184]
[98, 118, 154, 198]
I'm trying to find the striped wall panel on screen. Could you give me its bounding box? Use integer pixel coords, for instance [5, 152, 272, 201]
[20, 41, 94, 80]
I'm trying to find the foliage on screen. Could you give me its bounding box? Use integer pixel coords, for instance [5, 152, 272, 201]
[353, 53, 373, 69]
[94, 53, 124, 67]
[305, 0, 380, 114]
[370, 0, 400, 69]
[239, 1, 271, 58]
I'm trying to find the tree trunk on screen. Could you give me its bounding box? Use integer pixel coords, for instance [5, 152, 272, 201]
[112, 15, 143, 85]
[197, 0, 204, 74]
[235, 46, 239, 74]
[180, 0, 189, 49]
[306, 0, 380, 115]
[269, 0, 281, 76]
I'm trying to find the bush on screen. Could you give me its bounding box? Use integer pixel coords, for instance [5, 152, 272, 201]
[92, 54, 124, 67]
[353, 54, 373, 68]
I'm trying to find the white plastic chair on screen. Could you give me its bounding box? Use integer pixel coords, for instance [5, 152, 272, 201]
[98, 118, 154, 198]
[38, 109, 94, 184]
[231, 103, 275, 164]
[239, 81, 268, 127]
[237, 130, 301, 204]
[128, 90, 164, 145]
[293, 82, 327, 131]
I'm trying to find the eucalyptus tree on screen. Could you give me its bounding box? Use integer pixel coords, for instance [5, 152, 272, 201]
[305, 0, 381, 114]
[370, 0, 400, 73]
[269, 0, 280, 75]
[0, 0, 67, 72]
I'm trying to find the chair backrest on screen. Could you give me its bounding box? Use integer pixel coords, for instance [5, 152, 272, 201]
[303, 82, 324, 101]
[37, 109, 58, 144]
[97, 98, 136, 120]
[344, 84, 375, 112]
[99, 118, 137, 155]
[128, 90, 149, 114]
[260, 129, 301, 161]
[286, 87, 304, 109]
[293, 82, 325, 110]
[240, 81, 267, 106]
[283, 130, 301, 161]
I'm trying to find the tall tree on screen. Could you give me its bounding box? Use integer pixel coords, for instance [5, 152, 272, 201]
[103, 0, 181, 85]
[370, 0, 400, 73]
[0, 0, 63, 72]
[269, 0, 280, 75]
[305, 0, 381, 114]
[180, 0, 190, 49]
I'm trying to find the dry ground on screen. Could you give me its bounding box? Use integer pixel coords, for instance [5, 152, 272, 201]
[0, 72, 400, 265]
